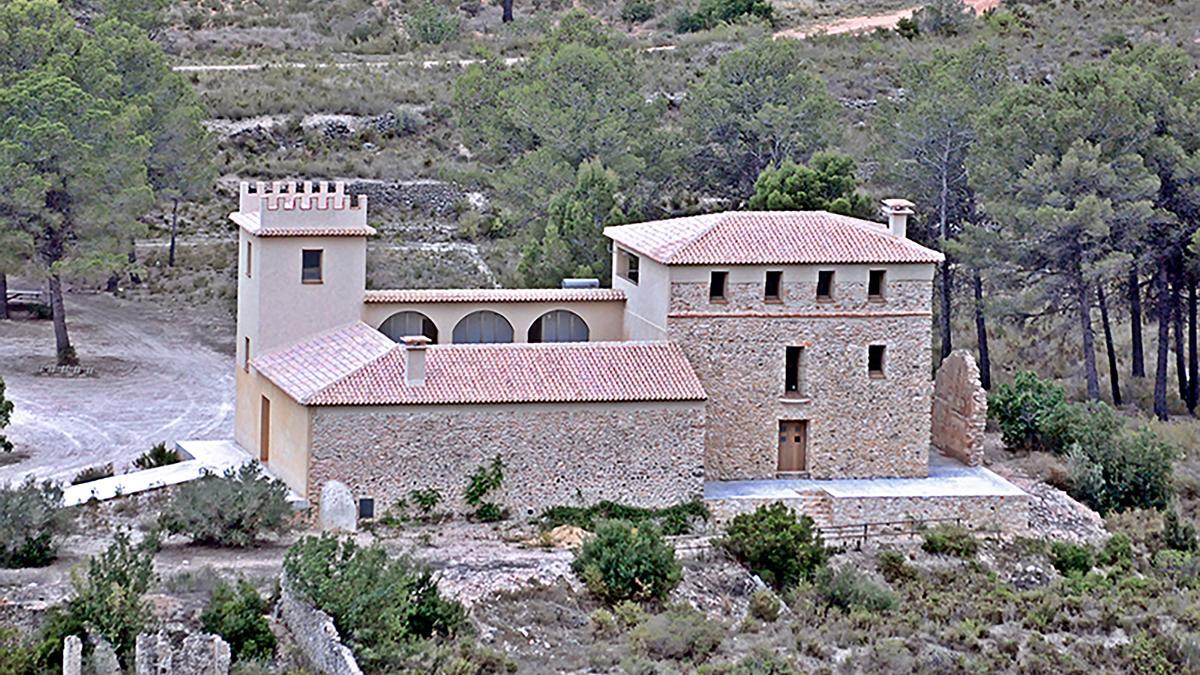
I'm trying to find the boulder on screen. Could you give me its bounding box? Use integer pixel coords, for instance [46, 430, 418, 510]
[320, 481, 358, 533]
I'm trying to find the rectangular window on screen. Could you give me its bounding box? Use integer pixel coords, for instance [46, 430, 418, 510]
[709, 271, 728, 302]
[245, 241, 252, 278]
[765, 270, 782, 301]
[358, 497, 375, 519]
[618, 249, 640, 285]
[816, 270, 835, 300]
[244, 336, 251, 372]
[785, 346, 806, 397]
[301, 249, 323, 284]
[869, 270, 886, 300]
[868, 345, 886, 378]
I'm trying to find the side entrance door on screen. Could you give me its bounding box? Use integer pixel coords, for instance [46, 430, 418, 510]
[777, 420, 807, 474]
[260, 396, 271, 462]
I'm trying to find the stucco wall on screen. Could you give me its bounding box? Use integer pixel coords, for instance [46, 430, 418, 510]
[308, 401, 706, 515]
[614, 252, 670, 341]
[234, 369, 312, 498]
[360, 300, 624, 344]
[666, 264, 935, 481]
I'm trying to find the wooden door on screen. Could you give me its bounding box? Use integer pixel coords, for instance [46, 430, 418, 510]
[777, 420, 807, 473]
[260, 396, 271, 462]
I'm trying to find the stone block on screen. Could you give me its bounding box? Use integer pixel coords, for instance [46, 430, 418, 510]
[931, 350, 988, 466]
[320, 480, 357, 533]
[63, 636, 82, 675]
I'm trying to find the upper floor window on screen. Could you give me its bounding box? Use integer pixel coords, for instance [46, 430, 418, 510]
[245, 241, 252, 278]
[243, 336, 251, 372]
[816, 270, 835, 301]
[301, 249, 323, 284]
[785, 346, 806, 397]
[709, 271, 728, 302]
[869, 270, 886, 300]
[765, 270, 782, 302]
[868, 345, 886, 378]
[618, 249, 640, 285]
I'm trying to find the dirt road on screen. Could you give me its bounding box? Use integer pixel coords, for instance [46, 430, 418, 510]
[0, 293, 234, 484]
[774, 0, 1001, 38]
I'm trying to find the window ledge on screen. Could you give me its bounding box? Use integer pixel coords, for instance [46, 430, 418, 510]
[709, 298, 728, 304]
[867, 297, 886, 303]
[780, 396, 812, 404]
[816, 297, 834, 303]
[302, 279, 324, 285]
[869, 373, 886, 380]
[764, 298, 783, 304]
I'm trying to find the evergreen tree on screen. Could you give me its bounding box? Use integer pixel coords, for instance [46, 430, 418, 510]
[747, 153, 873, 218]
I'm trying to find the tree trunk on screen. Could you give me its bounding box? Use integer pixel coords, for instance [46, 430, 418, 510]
[1098, 285, 1121, 406]
[1079, 278, 1101, 401]
[1130, 265, 1145, 378]
[1190, 278, 1198, 414]
[48, 274, 76, 366]
[1174, 277, 1188, 403]
[501, 0, 513, 22]
[972, 270, 990, 390]
[0, 272, 7, 321]
[1155, 261, 1171, 420]
[939, 258, 953, 361]
[168, 197, 179, 268]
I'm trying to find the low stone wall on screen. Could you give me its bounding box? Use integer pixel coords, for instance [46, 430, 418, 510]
[347, 180, 465, 215]
[278, 580, 362, 675]
[931, 350, 988, 466]
[133, 631, 231, 675]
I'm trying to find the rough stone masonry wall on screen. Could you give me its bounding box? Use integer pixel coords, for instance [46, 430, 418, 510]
[931, 350, 988, 466]
[308, 403, 706, 516]
[669, 279, 933, 481]
[278, 580, 362, 675]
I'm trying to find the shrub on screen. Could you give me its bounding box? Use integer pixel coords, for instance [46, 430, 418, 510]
[922, 524, 979, 558]
[464, 454, 506, 522]
[718, 503, 827, 590]
[0, 478, 73, 568]
[1099, 533, 1134, 568]
[0, 375, 13, 452]
[877, 549, 918, 583]
[71, 462, 114, 485]
[0, 628, 35, 674]
[895, 15, 919, 39]
[621, 0, 655, 23]
[816, 567, 897, 613]
[67, 530, 159, 664]
[748, 588, 781, 622]
[571, 520, 681, 604]
[913, 0, 974, 36]
[407, 2, 459, 45]
[1163, 508, 1198, 553]
[538, 499, 709, 535]
[1067, 425, 1176, 515]
[201, 580, 276, 662]
[409, 487, 443, 516]
[1048, 541, 1094, 577]
[284, 535, 466, 672]
[628, 605, 725, 662]
[675, 0, 773, 33]
[133, 442, 180, 470]
[159, 463, 294, 547]
[989, 371, 1069, 452]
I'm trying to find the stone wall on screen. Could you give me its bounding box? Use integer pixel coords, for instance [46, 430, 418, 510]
[278, 581, 363, 675]
[669, 278, 932, 315]
[133, 631, 231, 675]
[668, 309, 932, 481]
[931, 350, 988, 466]
[308, 401, 706, 515]
[347, 180, 465, 216]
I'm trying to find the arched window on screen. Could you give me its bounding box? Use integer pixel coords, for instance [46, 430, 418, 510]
[528, 310, 590, 343]
[378, 311, 438, 344]
[452, 310, 514, 344]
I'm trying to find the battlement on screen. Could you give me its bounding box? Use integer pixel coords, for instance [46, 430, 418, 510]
[235, 180, 372, 235]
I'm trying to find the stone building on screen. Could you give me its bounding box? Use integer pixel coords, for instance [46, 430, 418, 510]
[231, 180, 1028, 530]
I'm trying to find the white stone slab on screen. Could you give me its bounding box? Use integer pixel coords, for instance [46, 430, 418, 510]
[320, 481, 357, 533]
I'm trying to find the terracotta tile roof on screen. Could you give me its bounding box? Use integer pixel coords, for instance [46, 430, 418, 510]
[604, 211, 943, 265]
[229, 211, 377, 237]
[253, 322, 394, 402]
[255, 323, 705, 405]
[363, 288, 626, 304]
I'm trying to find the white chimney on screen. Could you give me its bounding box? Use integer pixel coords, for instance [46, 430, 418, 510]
[401, 335, 430, 386]
[881, 198, 916, 239]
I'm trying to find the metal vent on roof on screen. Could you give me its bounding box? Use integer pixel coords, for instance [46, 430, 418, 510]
[561, 278, 601, 289]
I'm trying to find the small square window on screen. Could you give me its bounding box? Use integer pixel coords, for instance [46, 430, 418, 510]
[765, 271, 782, 301]
[619, 249, 640, 285]
[301, 249, 323, 283]
[358, 497, 375, 519]
[816, 270, 835, 300]
[709, 271, 728, 302]
[869, 270, 886, 299]
[868, 345, 886, 378]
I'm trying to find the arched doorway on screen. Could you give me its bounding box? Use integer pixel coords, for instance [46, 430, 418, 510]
[378, 311, 439, 343]
[452, 310, 514, 344]
[528, 310, 590, 343]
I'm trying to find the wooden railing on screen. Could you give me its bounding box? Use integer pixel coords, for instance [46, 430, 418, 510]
[818, 516, 992, 548]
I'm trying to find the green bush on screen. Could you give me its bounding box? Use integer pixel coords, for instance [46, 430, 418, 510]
[1049, 541, 1094, 576]
[1067, 425, 1175, 515]
[989, 371, 1070, 452]
[71, 462, 114, 485]
[0, 375, 14, 453]
[284, 535, 466, 672]
[407, 2, 459, 45]
[718, 503, 827, 590]
[913, 0, 975, 36]
[877, 549, 918, 583]
[922, 524, 979, 558]
[409, 487, 443, 516]
[628, 604, 724, 662]
[621, 0, 655, 22]
[1099, 533, 1133, 568]
[159, 464, 294, 547]
[538, 499, 709, 536]
[895, 15, 919, 39]
[1163, 508, 1198, 553]
[0, 478, 73, 568]
[816, 567, 897, 613]
[747, 589, 781, 622]
[0, 628, 35, 674]
[675, 0, 773, 32]
[133, 442, 180, 470]
[464, 454, 506, 522]
[201, 580, 276, 662]
[67, 530, 159, 664]
[571, 520, 681, 604]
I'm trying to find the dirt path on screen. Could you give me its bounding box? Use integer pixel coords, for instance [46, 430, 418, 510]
[774, 0, 1000, 38]
[0, 293, 235, 484]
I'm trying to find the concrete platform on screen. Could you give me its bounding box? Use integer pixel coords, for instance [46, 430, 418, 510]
[62, 440, 303, 507]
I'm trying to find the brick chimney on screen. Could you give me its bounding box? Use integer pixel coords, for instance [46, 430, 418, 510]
[881, 198, 916, 239]
[401, 336, 430, 386]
